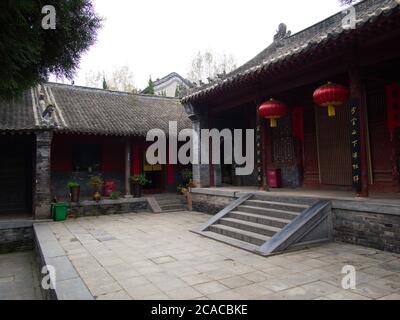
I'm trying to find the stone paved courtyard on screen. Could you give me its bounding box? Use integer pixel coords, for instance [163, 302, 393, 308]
[0, 251, 42, 300]
[44, 211, 400, 300]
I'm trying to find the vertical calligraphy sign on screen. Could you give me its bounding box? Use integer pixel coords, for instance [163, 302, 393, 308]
[349, 98, 362, 192]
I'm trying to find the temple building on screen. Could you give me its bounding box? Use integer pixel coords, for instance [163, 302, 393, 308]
[0, 83, 191, 218]
[182, 0, 400, 197]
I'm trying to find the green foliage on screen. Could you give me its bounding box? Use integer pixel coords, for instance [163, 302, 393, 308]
[109, 191, 121, 199]
[129, 174, 151, 186]
[175, 85, 180, 98]
[89, 175, 103, 190]
[181, 169, 193, 185]
[147, 76, 155, 95]
[67, 181, 79, 189]
[102, 76, 108, 90]
[0, 0, 102, 99]
[176, 184, 183, 193]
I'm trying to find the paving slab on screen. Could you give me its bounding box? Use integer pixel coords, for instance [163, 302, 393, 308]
[26, 211, 400, 300]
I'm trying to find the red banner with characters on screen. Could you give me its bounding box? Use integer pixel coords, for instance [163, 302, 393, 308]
[292, 106, 304, 142]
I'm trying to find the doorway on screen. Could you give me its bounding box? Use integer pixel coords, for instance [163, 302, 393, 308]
[0, 135, 33, 216]
[316, 104, 352, 186]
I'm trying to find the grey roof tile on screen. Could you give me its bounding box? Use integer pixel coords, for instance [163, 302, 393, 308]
[0, 83, 191, 136]
[182, 0, 400, 102]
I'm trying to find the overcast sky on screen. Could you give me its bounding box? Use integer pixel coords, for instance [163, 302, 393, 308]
[59, 0, 343, 90]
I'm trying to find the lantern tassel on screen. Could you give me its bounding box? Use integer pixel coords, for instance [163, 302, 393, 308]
[270, 118, 277, 128]
[328, 105, 336, 117]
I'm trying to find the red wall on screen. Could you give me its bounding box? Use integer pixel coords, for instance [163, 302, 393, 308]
[51, 134, 125, 172]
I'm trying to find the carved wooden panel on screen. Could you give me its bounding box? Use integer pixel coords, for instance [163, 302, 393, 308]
[272, 113, 295, 164]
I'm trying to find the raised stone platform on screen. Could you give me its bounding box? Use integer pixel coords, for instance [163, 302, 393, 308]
[33, 223, 93, 300]
[190, 187, 400, 254]
[0, 219, 50, 254]
[68, 197, 149, 216]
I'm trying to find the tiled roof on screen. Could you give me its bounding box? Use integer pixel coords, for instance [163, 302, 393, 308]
[182, 0, 400, 103]
[0, 83, 191, 136]
[0, 89, 39, 132]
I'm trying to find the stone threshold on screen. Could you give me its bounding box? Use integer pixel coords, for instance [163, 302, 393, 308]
[33, 223, 93, 300]
[191, 188, 400, 216]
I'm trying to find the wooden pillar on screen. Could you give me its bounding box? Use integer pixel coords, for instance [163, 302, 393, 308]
[349, 66, 369, 197]
[124, 139, 131, 196]
[260, 120, 269, 191]
[132, 144, 141, 176]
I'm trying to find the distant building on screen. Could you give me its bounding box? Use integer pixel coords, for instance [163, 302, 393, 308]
[142, 72, 192, 97]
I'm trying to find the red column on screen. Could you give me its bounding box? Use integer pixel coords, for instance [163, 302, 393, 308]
[261, 120, 269, 191]
[132, 144, 141, 175]
[167, 164, 175, 185]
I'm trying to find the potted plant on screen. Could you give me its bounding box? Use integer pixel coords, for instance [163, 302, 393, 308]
[67, 181, 80, 202]
[181, 169, 193, 186]
[89, 175, 103, 202]
[129, 174, 150, 198]
[109, 191, 121, 200]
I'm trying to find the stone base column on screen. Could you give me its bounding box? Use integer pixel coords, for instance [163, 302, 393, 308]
[124, 139, 132, 197]
[34, 131, 53, 219]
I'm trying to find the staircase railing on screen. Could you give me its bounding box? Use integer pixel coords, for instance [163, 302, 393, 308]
[258, 200, 332, 256]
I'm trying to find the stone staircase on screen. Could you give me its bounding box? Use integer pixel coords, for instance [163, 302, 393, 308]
[154, 194, 187, 212]
[194, 194, 332, 255]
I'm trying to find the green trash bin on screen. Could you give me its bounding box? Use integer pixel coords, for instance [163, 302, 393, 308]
[51, 203, 68, 221]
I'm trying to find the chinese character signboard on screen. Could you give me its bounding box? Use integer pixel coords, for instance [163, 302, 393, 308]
[349, 98, 361, 192]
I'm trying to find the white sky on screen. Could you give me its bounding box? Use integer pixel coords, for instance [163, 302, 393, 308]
[59, 0, 343, 90]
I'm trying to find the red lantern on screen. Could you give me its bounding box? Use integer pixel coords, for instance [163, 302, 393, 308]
[259, 98, 287, 128]
[313, 82, 349, 117]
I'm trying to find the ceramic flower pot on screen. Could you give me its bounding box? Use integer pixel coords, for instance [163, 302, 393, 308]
[93, 191, 101, 202]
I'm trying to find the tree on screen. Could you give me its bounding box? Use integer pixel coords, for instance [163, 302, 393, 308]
[102, 76, 108, 90]
[175, 85, 181, 98]
[84, 65, 136, 93]
[187, 50, 237, 84]
[0, 0, 102, 99]
[108, 65, 135, 92]
[147, 77, 155, 95]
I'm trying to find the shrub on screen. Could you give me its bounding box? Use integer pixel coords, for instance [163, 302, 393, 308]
[181, 169, 192, 185]
[129, 174, 151, 186]
[67, 181, 80, 189]
[89, 175, 103, 191]
[109, 191, 122, 200]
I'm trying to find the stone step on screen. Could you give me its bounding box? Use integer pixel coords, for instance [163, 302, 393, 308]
[157, 198, 186, 205]
[252, 194, 314, 206]
[154, 194, 185, 199]
[237, 205, 300, 220]
[219, 217, 281, 237]
[160, 203, 187, 211]
[229, 211, 291, 229]
[200, 231, 260, 253]
[208, 224, 270, 246]
[244, 199, 308, 213]
[162, 208, 187, 213]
